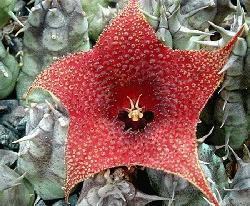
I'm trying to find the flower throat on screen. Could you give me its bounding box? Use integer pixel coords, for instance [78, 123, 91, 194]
[118, 95, 154, 131]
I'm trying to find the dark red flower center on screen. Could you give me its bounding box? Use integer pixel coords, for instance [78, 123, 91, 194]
[97, 71, 170, 133]
[117, 95, 154, 131]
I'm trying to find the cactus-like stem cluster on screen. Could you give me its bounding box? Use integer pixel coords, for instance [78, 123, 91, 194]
[0, 164, 34, 206]
[77, 168, 170, 205]
[0, 41, 19, 99]
[17, 101, 69, 199]
[0, 0, 24, 28]
[197, 2, 249, 151]
[0, 100, 25, 150]
[16, 0, 90, 101]
[222, 146, 250, 205]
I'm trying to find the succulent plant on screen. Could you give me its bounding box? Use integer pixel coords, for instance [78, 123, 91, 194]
[0, 0, 15, 28]
[140, 0, 217, 50]
[34, 194, 78, 206]
[15, 101, 69, 200]
[26, 1, 246, 205]
[222, 146, 250, 206]
[0, 100, 25, 150]
[243, 0, 250, 14]
[77, 168, 170, 206]
[167, 7, 212, 50]
[0, 41, 20, 99]
[196, 1, 249, 152]
[179, 0, 217, 31]
[0, 164, 35, 206]
[81, 0, 119, 42]
[0, 124, 20, 150]
[0, 149, 18, 166]
[147, 169, 209, 206]
[16, 0, 90, 101]
[0, 0, 24, 28]
[212, 0, 237, 26]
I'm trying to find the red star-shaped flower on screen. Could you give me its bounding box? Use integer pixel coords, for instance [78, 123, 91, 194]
[29, 0, 244, 205]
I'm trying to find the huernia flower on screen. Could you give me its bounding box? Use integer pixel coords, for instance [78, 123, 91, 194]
[28, 0, 245, 205]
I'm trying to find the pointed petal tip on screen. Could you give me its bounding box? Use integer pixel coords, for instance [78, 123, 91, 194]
[225, 23, 248, 48]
